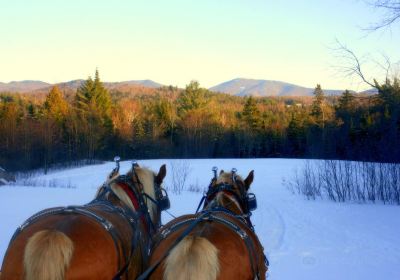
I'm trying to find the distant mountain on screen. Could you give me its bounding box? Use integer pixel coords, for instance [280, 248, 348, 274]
[210, 78, 347, 97]
[56, 79, 85, 90]
[1, 78, 375, 96]
[0, 80, 51, 92]
[360, 88, 379, 95]
[0, 79, 163, 93]
[113, 80, 163, 88]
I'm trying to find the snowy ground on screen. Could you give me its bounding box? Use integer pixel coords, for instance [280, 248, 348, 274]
[1, 159, 399, 279]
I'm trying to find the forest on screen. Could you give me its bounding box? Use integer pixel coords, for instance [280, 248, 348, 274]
[0, 70, 399, 171]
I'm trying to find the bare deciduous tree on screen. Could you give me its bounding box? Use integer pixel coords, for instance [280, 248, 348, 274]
[332, 39, 395, 89]
[365, 0, 400, 31]
[288, 160, 400, 204]
[170, 160, 191, 194]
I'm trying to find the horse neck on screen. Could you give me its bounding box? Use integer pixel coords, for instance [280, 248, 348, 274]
[132, 169, 158, 224]
[208, 192, 244, 215]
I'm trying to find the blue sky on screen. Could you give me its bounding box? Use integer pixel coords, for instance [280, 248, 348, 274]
[0, 0, 398, 90]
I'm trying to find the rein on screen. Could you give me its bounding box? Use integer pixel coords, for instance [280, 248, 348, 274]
[136, 211, 211, 280]
[196, 182, 254, 229]
[90, 173, 163, 280]
[136, 178, 266, 280]
[97, 174, 157, 234]
[137, 209, 264, 280]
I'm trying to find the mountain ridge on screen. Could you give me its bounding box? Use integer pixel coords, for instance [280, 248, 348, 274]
[0, 79, 163, 93]
[0, 78, 376, 96]
[209, 78, 351, 96]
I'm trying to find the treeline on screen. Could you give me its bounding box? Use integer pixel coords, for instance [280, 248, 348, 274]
[0, 71, 399, 171]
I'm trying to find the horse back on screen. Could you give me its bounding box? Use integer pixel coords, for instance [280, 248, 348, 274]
[149, 212, 267, 280]
[1, 204, 149, 280]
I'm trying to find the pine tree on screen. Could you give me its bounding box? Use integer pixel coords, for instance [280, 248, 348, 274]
[287, 112, 305, 155]
[338, 90, 355, 111]
[242, 96, 262, 132]
[376, 78, 400, 114]
[177, 80, 208, 114]
[44, 86, 69, 123]
[93, 69, 112, 117]
[75, 76, 95, 112]
[75, 70, 112, 123]
[74, 70, 113, 159]
[151, 96, 177, 139]
[310, 84, 325, 127]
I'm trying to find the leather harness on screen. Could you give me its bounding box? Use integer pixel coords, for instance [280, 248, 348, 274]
[8, 175, 156, 280]
[137, 182, 268, 280]
[161, 209, 261, 278]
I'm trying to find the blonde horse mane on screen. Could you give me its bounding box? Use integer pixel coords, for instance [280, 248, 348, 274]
[210, 171, 246, 213]
[215, 172, 244, 186]
[107, 166, 157, 221]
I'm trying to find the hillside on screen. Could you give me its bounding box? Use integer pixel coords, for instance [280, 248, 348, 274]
[0, 80, 51, 92]
[210, 78, 349, 96]
[0, 79, 163, 94]
[1, 78, 375, 97]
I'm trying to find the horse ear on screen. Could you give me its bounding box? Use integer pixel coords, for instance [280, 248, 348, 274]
[219, 169, 224, 175]
[244, 170, 254, 190]
[155, 164, 167, 185]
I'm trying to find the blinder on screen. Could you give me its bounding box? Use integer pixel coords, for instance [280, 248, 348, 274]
[155, 187, 170, 211]
[130, 159, 171, 213]
[246, 193, 257, 212]
[206, 167, 258, 214]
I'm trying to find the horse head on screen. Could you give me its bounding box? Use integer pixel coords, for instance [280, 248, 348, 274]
[97, 161, 168, 230]
[205, 168, 256, 215]
[146, 168, 267, 280]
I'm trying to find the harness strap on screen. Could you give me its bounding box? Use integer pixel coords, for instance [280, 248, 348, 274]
[195, 194, 207, 213]
[9, 196, 143, 280]
[10, 204, 127, 270]
[137, 210, 260, 280]
[136, 211, 210, 280]
[203, 213, 258, 278]
[206, 184, 243, 204]
[103, 176, 158, 236]
[119, 175, 158, 235]
[205, 207, 251, 229]
[112, 226, 141, 280]
[91, 184, 152, 279]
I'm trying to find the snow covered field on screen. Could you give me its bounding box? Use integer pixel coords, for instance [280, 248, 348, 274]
[1, 159, 399, 279]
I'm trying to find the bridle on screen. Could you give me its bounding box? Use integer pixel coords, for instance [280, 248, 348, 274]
[8, 159, 171, 280]
[137, 167, 267, 280]
[98, 160, 170, 230]
[95, 160, 171, 279]
[196, 167, 258, 220]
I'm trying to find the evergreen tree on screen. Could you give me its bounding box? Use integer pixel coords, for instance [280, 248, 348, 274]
[151, 96, 177, 139]
[310, 84, 325, 126]
[336, 89, 355, 125]
[93, 69, 112, 117]
[287, 111, 306, 155]
[75, 76, 95, 112]
[376, 78, 400, 113]
[242, 96, 262, 132]
[44, 86, 69, 123]
[75, 70, 112, 125]
[338, 90, 355, 111]
[177, 80, 208, 114]
[74, 70, 113, 159]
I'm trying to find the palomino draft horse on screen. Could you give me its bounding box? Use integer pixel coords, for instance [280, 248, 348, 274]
[144, 168, 268, 280]
[1, 160, 169, 280]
